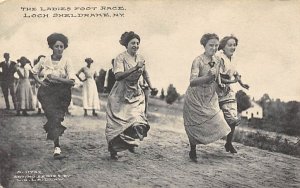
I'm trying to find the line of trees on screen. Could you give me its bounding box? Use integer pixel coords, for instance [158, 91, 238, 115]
[256, 94, 300, 136]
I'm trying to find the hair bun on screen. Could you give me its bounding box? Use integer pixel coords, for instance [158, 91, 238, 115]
[85, 58, 93, 63]
[119, 31, 140, 47]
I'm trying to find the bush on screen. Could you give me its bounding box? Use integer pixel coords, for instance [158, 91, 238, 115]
[233, 129, 300, 157]
[236, 90, 251, 113]
[150, 88, 158, 97]
[166, 84, 179, 104]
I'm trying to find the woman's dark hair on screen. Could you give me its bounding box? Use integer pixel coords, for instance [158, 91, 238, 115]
[37, 55, 46, 60]
[19, 56, 30, 66]
[34, 55, 46, 65]
[85, 58, 93, 64]
[47, 33, 69, 49]
[218, 35, 238, 51]
[200, 33, 219, 47]
[119, 31, 140, 47]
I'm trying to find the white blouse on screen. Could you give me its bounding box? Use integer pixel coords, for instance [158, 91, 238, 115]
[218, 51, 238, 79]
[113, 51, 145, 74]
[32, 56, 75, 80]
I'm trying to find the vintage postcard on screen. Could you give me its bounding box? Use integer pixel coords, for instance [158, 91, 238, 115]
[0, 0, 299, 188]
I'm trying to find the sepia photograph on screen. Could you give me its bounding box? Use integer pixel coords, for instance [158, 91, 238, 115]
[0, 0, 299, 187]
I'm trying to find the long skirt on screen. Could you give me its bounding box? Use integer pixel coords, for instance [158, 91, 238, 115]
[106, 80, 150, 153]
[15, 78, 35, 110]
[37, 83, 72, 140]
[183, 83, 231, 145]
[82, 78, 100, 110]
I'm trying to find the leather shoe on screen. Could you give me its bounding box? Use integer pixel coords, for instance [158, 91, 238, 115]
[225, 143, 237, 153]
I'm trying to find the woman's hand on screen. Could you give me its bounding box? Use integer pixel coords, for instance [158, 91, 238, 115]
[47, 74, 74, 86]
[47, 74, 57, 80]
[241, 83, 250, 90]
[208, 67, 217, 76]
[234, 75, 241, 82]
[39, 80, 49, 87]
[68, 80, 75, 86]
[235, 74, 250, 89]
[136, 60, 145, 70]
[115, 60, 145, 81]
[76, 74, 83, 82]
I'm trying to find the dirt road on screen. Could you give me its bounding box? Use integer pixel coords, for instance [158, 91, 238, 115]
[0, 102, 300, 188]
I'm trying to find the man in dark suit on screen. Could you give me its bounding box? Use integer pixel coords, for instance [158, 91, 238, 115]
[0, 53, 17, 109]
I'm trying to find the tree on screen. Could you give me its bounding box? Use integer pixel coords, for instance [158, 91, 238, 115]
[284, 101, 300, 135]
[166, 84, 179, 104]
[160, 88, 165, 100]
[150, 88, 158, 97]
[258, 93, 271, 109]
[253, 93, 300, 136]
[235, 90, 251, 113]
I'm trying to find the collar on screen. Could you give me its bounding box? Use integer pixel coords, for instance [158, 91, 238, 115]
[125, 51, 138, 58]
[220, 51, 234, 62]
[45, 55, 65, 63]
[202, 53, 218, 64]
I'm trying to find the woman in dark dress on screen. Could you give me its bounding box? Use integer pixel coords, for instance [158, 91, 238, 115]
[32, 33, 75, 158]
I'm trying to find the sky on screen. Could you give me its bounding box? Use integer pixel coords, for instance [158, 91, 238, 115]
[1, 0, 300, 102]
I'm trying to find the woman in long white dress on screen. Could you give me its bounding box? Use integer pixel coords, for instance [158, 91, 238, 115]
[76, 58, 100, 116]
[15, 56, 35, 116]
